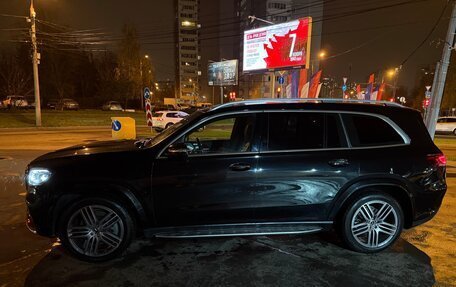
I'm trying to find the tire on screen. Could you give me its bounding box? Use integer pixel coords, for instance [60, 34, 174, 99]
[339, 193, 403, 253]
[165, 122, 173, 129]
[453, 129, 456, 136]
[58, 197, 135, 262]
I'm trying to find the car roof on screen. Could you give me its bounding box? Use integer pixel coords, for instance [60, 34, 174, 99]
[154, 110, 181, 114]
[207, 98, 415, 115]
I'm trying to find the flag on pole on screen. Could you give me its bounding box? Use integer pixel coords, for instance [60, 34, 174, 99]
[298, 69, 308, 98]
[308, 70, 322, 98]
[316, 83, 322, 98]
[371, 85, 378, 101]
[377, 83, 386, 101]
[365, 74, 375, 100]
[356, 84, 362, 99]
[300, 82, 309, 98]
[368, 74, 375, 84]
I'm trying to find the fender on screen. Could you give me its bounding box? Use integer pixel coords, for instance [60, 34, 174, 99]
[51, 182, 151, 235]
[328, 174, 415, 224]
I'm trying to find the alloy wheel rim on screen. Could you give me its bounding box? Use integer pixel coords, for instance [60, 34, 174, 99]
[351, 200, 399, 249]
[67, 205, 124, 257]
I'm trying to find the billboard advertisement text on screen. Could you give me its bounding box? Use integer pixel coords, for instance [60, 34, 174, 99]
[243, 18, 312, 72]
[208, 60, 238, 86]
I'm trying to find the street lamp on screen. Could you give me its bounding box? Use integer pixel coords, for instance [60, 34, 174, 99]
[317, 50, 327, 74]
[319, 51, 326, 59]
[387, 69, 396, 78]
[387, 67, 401, 100]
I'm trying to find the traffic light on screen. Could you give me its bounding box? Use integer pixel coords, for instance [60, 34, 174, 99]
[422, 99, 430, 108]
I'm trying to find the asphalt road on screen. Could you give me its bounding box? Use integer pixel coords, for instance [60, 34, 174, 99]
[0, 129, 455, 287]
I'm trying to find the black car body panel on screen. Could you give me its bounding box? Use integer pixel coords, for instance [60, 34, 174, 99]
[25, 100, 447, 240]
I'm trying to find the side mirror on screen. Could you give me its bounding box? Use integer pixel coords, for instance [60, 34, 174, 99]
[167, 143, 189, 160]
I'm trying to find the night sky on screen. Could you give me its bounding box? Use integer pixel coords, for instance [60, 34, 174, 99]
[0, 0, 451, 90]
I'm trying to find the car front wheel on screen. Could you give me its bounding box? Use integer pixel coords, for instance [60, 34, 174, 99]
[339, 193, 403, 253]
[59, 198, 135, 262]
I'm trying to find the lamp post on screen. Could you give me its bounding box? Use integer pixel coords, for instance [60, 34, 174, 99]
[140, 54, 149, 109]
[389, 67, 401, 100]
[29, 0, 41, 126]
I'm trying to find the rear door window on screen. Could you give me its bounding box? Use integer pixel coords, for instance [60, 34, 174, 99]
[265, 112, 347, 151]
[342, 114, 404, 147]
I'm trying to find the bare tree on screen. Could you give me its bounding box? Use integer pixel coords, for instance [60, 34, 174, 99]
[117, 24, 141, 108]
[0, 53, 33, 97]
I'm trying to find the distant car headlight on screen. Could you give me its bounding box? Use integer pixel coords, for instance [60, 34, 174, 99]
[27, 168, 51, 186]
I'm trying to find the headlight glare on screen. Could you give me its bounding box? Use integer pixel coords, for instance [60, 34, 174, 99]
[27, 168, 51, 186]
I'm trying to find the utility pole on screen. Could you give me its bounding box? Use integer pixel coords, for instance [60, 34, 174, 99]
[426, 0, 456, 138]
[29, 0, 42, 127]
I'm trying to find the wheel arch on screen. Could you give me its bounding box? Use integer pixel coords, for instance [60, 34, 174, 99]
[329, 179, 415, 228]
[51, 183, 150, 236]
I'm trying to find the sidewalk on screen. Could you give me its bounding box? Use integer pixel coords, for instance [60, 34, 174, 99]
[0, 125, 149, 135]
[447, 160, 456, 177]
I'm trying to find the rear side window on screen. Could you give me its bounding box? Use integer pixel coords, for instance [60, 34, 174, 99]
[342, 114, 404, 147]
[167, 113, 178, 118]
[266, 112, 347, 151]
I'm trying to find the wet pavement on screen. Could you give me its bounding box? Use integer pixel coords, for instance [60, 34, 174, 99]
[0, 131, 455, 286]
[23, 235, 435, 287]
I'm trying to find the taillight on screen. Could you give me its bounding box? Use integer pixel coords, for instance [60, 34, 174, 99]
[427, 154, 447, 167]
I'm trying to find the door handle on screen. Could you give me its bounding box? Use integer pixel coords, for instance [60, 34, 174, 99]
[229, 163, 251, 171]
[328, 159, 349, 167]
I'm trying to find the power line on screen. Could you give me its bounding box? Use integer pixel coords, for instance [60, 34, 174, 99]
[400, 0, 450, 66]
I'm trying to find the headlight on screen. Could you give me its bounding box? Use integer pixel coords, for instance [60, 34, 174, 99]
[27, 168, 51, 186]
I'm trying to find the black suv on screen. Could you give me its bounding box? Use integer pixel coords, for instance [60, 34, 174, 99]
[25, 99, 447, 262]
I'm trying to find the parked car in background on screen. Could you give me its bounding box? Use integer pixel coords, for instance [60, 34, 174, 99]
[152, 110, 188, 131]
[195, 102, 213, 108]
[2, 95, 28, 109]
[46, 99, 59, 109]
[151, 104, 176, 113]
[55, 98, 79, 110]
[102, 101, 123, 111]
[25, 96, 36, 109]
[182, 106, 199, 114]
[436, 117, 456, 135]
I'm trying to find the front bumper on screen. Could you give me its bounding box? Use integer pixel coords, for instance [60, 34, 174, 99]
[25, 185, 56, 237]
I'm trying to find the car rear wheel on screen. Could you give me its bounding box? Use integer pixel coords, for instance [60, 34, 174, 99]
[339, 193, 403, 253]
[59, 198, 135, 262]
[453, 128, 456, 136]
[165, 122, 173, 129]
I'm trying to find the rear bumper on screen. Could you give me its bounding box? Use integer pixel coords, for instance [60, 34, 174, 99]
[410, 187, 446, 227]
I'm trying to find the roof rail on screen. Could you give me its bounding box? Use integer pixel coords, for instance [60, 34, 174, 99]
[211, 98, 404, 110]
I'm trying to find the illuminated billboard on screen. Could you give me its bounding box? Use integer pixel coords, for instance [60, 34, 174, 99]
[243, 17, 312, 72]
[208, 60, 238, 86]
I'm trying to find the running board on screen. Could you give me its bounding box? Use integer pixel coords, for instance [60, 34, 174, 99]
[144, 222, 330, 239]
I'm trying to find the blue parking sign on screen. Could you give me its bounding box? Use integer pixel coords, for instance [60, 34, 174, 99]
[144, 87, 151, 100]
[112, 120, 122, 131]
